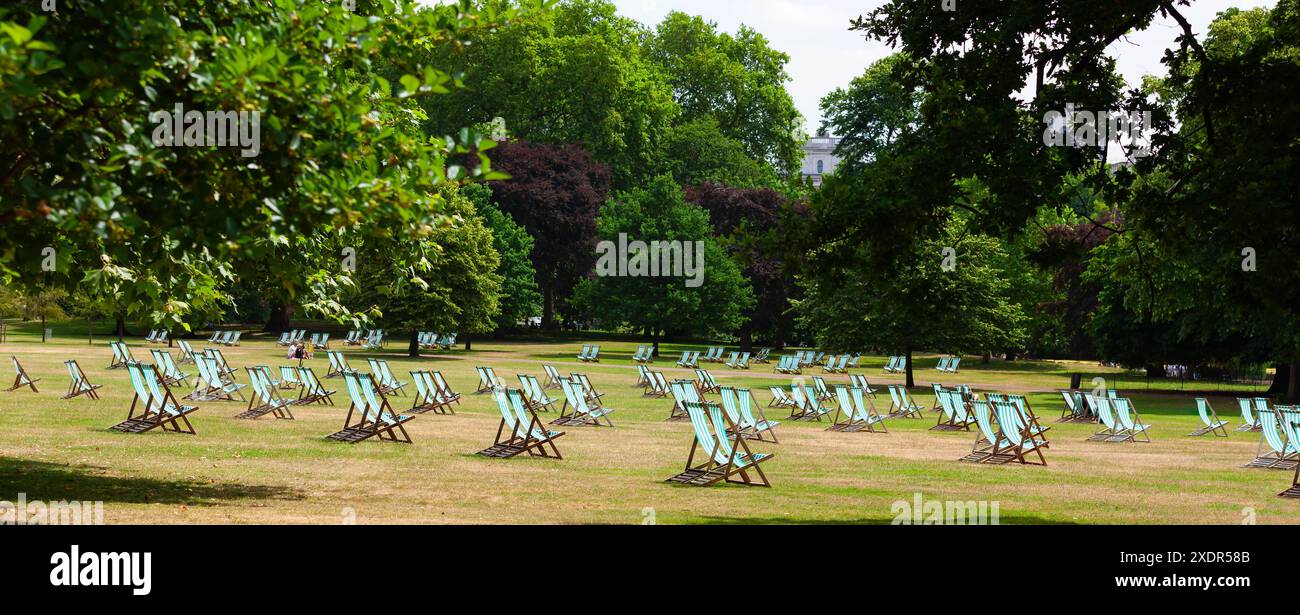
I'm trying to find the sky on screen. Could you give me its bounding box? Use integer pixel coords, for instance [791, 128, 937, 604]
[613, 0, 1278, 131]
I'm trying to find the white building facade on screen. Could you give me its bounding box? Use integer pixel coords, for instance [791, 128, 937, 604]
[801, 134, 843, 187]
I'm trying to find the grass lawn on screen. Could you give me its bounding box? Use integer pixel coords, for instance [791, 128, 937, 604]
[0, 320, 1295, 524]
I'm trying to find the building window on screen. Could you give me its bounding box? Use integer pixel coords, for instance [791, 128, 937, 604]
[816, 160, 824, 174]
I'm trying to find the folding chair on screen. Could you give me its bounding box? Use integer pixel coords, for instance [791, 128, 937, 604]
[296, 366, 336, 406]
[718, 386, 781, 442]
[1236, 398, 1263, 432]
[790, 385, 833, 422]
[6, 356, 39, 392]
[325, 371, 415, 444]
[577, 345, 592, 362]
[542, 364, 564, 389]
[1189, 398, 1230, 437]
[1109, 398, 1150, 443]
[643, 371, 670, 398]
[829, 385, 887, 433]
[694, 369, 720, 394]
[993, 399, 1048, 465]
[478, 388, 564, 458]
[517, 374, 557, 414]
[409, 370, 456, 415]
[767, 386, 796, 409]
[1087, 396, 1124, 442]
[62, 360, 102, 400]
[665, 401, 772, 487]
[325, 350, 351, 378]
[475, 366, 502, 393]
[176, 340, 198, 365]
[150, 349, 188, 387]
[667, 379, 702, 422]
[107, 341, 134, 370]
[554, 378, 614, 427]
[279, 366, 302, 390]
[236, 366, 295, 420]
[109, 362, 198, 434]
[1245, 407, 1300, 470]
[187, 355, 246, 402]
[886, 385, 923, 419]
[367, 359, 407, 396]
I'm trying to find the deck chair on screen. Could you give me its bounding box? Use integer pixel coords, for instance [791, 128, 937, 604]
[635, 364, 651, 387]
[692, 369, 718, 394]
[176, 340, 198, 365]
[553, 378, 614, 427]
[187, 355, 246, 402]
[1058, 390, 1089, 423]
[753, 348, 771, 363]
[1007, 394, 1050, 442]
[1246, 408, 1300, 470]
[517, 374, 557, 414]
[1283, 460, 1300, 498]
[109, 362, 199, 434]
[206, 331, 223, 343]
[342, 330, 359, 345]
[667, 379, 703, 422]
[643, 371, 670, 398]
[542, 364, 563, 389]
[150, 349, 189, 387]
[325, 350, 351, 378]
[62, 359, 102, 400]
[428, 371, 460, 407]
[718, 386, 781, 442]
[1189, 398, 1230, 437]
[571, 373, 603, 404]
[366, 359, 407, 396]
[107, 341, 134, 369]
[278, 366, 301, 390]
[478, 388, 564, 458]
[935, 357, 950, 372]
[665, 401, 772, 487]
[993, 399, 1048, 465]
[325, 371, 414, 444]
[829, 385, 887, 433]
[674, 352, 691, 367]
[886, 385, 923, 419]
[723, 352, 739, 368]
[408, 370, 455, 415]
[6, 356, 39, 392]
[475, 366, 503, 394]
[948, 357, 961, 373]
[1088, 396, 1124, 442]
[767, 386, 796, 409]
[204, 348, 235, 377]
[1253, 398, 1273, 432]
[295, 366, 335, 406]
[1236, 398, 1263, 432]
[790, 385, 833, 422]
[275, 331, 292, 346]
[237, 366, 295, 420]
[811, 376, 834, 402]
[144, 329, 159, 343]
[308, 333, 320, 349]
[214, 330, 233, 346]
[959, 400, 1009, 463]
[577, 344, 593, 361]
[931, 389, 971, 431]
[882, 356, 899, 373]
[849, 374, 877, 396]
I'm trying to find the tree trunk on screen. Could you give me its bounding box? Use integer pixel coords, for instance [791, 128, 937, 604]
[114, 315, 126, 341]
[87, 317, 92, 345]
[265, 302, 291, 333]
[905, 348, 915, 388]
[542, 284, 556, 329]
[407, 329, 420, 357]
[1289, 363, 1299, 402]
[982, 351, 991, 364]
[739, 325, 753, 353]
[650, 329, 659, 358]
[1266, 362, 1292, 398]
[464, 333, 472, 351]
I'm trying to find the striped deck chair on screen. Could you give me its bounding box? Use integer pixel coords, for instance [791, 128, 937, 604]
[144, 330, 159, 343]
[829, 385, 887, 433]
[577, 344, 593, 362]
[1283, 460, 1300, 498]
[517, 374, 557, 414]
[325, 350, 351, 378]
[478, 388, 563, 458]
[665, 401, 772, 487]
[187, 355, 246, 402]
[110, 362, 198, 434]
[767, 386, 796, 409]
[882, 356, 899, 373]
[1236, 398, 1263, 432]
[1189, 398, 1230, 437]
[204, 348, 235, 377]
[279, 366, 302, 390]
[408, 370, 455, 415]
[176, 340, 198, 365]
[694, 369, 720, 394]
[6, 356, 39, 393]
[1058, 390, 1087, 423]
[1107, 398, 1150, 443]
[1246, 407, 1300, 470]
[1087, 396, 1124, 442]
[571, 372, 604, 404]
[325, 371, 414, 444]
[275, 331, 292, 346]
[958, 400, 1012, 463]
[62, 360, 102, 400]
[542, 364, 563, 389]
[635, 364, 651, 387]
[237, 366, 295, 420]
[931, 388, 966, 431]
[753, 348, 771, 363]
[150, 349, 188, 387]
[428, 371, 460, 407]
[107, 341, 134, 369]
[791, 385, 833, 422]
[295, 366, 335, 406]
[849, 374, 876, 396]
[993, 399, 1048, 465]
[206, 331, 223, 343]
[153, 330, 168, 345]
[1007, 394, 1050, 442]
[667, 379, 702, 422]
[367, 359, 407, 396]
[643, 371, 670, 398]
[935, 357, 950, 372]
[475, 366, 503, 394]
[553, 377, 614, 427]
[723, 352, 739, 368]
[886, 385, 923, 419]
[718, 386, 780, 442]
[811, 376, 834, 402]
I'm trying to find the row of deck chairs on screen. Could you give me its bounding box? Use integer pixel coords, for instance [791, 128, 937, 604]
[206, 330, 242, 346]
[343, 330, 384, 349]
[666, 398, 773, 487]
[773, 355, 802, 374]
[1087, 395, 1152, 443]
[820, 354, 861, 373]
[936, 356, 961, 373]
[1245, 403, 1300, 471]
[417, 332, 457, 349]
[883, 355, 908, 373]
[723, 351, 750, 369]
[632, 345, 654, 363]
[675, 351, 699, 368]
[667, 379, 782, 442]
[577, 344, 601, 362]
[277, 329, 307, 346]
[144, 330, 168, 344]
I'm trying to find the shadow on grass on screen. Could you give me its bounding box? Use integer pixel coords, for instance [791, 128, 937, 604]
[0, 457, 304, 506]
[695, 514, 1083, 525]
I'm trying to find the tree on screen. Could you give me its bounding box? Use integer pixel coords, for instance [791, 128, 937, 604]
[463, 183, 542, 331]
[685, 183, 804, 350]
[419, 0, 677, 189]
[488, 140, 610, 327]
[0, 0, 545, 330]
[573, 175, 753, 354]
[820, 53, 920, 165]
[645, 11, 804, 176]
[661, 118, 779, 189]
[354, 184, 503, 357]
